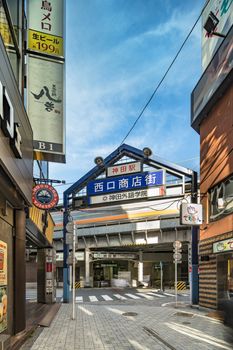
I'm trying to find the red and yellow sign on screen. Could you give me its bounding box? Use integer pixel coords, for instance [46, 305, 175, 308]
[28, 29, 63, 57]
[32, 184, 59, 210]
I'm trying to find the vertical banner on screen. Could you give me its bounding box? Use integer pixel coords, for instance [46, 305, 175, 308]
[27, 55, 65, 161]
[27, 0, 65, 163]
[0, 241, 7, 333]
[27, 0, 64, 58]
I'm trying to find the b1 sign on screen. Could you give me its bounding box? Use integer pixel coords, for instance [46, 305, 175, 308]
[180, 203, 203, 226]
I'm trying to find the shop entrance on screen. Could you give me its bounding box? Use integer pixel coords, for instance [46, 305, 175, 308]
[217, 253, 233, 302]
[93, 260, 128, 287]
[217, 253, 233, 327]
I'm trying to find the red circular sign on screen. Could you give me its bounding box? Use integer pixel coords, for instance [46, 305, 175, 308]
[32, 184, 59, 210]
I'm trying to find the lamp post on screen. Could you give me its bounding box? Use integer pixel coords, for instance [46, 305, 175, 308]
[191, 171, 199, 305]
[72, 221, 76, 320]
[63, 193, 70, 303]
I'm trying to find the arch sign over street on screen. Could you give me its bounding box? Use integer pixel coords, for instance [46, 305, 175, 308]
[62, 144, 198, 304]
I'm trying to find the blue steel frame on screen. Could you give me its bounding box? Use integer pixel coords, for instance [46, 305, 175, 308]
[63, 143, 198, 304]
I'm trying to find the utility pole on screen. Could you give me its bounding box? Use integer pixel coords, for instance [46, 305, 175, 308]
[72, 221, 76, 320]
[173, 241, 182, 308]
[191, 171, 199, 305]
[160, 261, 163, 292]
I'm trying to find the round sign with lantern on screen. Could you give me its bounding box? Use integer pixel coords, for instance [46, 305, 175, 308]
[32, 184, 59, 209]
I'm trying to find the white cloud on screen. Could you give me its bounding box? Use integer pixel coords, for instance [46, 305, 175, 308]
[50, 2, 202, 189]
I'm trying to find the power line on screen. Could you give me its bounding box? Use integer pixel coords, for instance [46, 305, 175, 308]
[120, 0, 210, 145]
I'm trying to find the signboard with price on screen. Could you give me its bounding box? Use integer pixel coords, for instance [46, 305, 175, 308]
[27, 0, 64, 58]
[28, 29, 63, 57]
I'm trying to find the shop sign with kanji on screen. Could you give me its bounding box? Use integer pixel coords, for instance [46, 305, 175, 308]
[107, 162, 141, 177]
[87, 170, 164, 196]
[28, 29, 63, 57]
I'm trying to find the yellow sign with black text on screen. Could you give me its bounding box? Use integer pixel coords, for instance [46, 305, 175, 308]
[28, 29, 63, 57]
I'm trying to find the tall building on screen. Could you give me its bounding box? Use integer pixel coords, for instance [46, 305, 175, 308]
[0, 0, 33, 341]
[191, 0, 233, 325]
[0, 1, 65, 346]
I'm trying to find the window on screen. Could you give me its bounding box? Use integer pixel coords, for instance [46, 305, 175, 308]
[0, 0, 20, 81]
[210, 175, 233, 221]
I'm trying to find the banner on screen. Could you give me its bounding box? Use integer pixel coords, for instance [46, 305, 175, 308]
[27, 55, 65, 162]
[87, 171, 164, 196]
[27, 0, 65, 163]
[89, 187, 165, 205]
[27, 0, 64, 58]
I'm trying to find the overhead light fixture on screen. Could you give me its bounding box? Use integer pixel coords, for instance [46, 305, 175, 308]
[203, 11, 226, 38]
[217, 198, 225, 209]
[143, 147, 152, 158]
[94, 156, 104, 166]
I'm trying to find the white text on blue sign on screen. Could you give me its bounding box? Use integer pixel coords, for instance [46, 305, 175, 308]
[87, 171, 164, 196]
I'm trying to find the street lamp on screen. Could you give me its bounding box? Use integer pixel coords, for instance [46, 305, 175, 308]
[203, 11, 226, 38]
[143, 147, 152, 158]
[94, 156, 104, 166]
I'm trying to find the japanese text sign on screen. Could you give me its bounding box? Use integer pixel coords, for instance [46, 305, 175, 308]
[28, 29, 63, 57]
[28, 0, 64, 36]
[213, 238, 233, 253]
[88, 187, 165, 205]
[27, 0, 64, 58]
[107, 162, 141, 177]
[87, 170, 164, 196]
[180, 203, 203, 226]
[27, 55, 65, 162]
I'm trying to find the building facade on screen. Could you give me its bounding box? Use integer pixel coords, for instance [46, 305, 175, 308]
[0, 1, 58, 346]
[0, 0, 34, 341]
[191, 0, 233, 324]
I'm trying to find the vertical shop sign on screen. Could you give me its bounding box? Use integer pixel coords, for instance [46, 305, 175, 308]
[27, 55, 64, 161]
[27, 0, 65, 163]
[0, 241, 7, 333]
[27, 0, 64, 58]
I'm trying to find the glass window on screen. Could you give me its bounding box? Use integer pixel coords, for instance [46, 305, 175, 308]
[228, 258, 233, 298]
[0, 1, 14, 47]
[210, 175, 233, 221]
[217, 254, 233, 302]
[0, 0, 20, 81]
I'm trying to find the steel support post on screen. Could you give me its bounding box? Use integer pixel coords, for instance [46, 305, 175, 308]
[63, 193, 70, 303]
[191, 171, 199, 305]
[72, 222, 76, 320]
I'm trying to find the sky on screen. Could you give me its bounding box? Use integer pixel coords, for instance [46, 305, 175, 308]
[49, 0, 204, 201]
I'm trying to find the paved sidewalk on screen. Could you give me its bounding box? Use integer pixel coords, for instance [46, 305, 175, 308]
[20, 302, 233, 350]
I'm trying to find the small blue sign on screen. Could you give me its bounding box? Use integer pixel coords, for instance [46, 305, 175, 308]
[87, 170, 164, 196]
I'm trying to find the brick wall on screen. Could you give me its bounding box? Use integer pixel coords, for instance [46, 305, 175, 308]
[199, 231, 233, 309]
